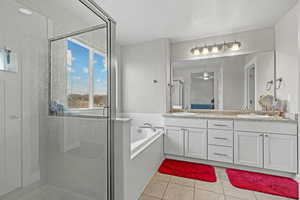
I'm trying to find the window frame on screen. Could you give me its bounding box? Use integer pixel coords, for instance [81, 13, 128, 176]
[66, 38, 107, 110]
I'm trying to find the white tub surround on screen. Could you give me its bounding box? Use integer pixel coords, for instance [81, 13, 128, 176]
[114, 118, 164, 200]
[163, 113, 298, 177]
[131, 127, 163, 159]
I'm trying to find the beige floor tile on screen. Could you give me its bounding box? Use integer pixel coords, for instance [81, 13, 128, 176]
[222, 181, 256, 200]
[163, 183, 194, 200]
[225, 196, 244, 200]
[216, 168, 230, 182]
[170, 176, 195, 187]
[143, 179, 168, 199]
[195, 180, 224, 194]
[194, 189, 225, 200]
[254, 192, 293, 200]
[152, 172, 171, 183]
[215, 167, 226, 174]
[139, 194, 161, 200]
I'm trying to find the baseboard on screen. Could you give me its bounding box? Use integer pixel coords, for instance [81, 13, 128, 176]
[23, 171, 41, 187]
[165, 154, 296, 178]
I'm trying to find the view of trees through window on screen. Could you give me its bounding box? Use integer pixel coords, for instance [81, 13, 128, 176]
[67, 39, 107, 109]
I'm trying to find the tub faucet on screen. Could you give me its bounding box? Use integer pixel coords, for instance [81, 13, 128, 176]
[143, 123, 153, 129]
[139, 123, 156, 131]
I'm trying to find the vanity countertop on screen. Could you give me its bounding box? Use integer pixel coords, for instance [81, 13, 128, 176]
[163, 113, 298, 123]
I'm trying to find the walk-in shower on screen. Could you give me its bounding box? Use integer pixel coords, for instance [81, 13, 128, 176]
[0, 0, 116, 200]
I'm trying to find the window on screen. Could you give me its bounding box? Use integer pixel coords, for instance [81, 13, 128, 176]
[93, 52, 107, 107]
[67, 39, 107, 109]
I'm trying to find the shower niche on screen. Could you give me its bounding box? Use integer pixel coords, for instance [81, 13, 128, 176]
[0, 47, 18, 72]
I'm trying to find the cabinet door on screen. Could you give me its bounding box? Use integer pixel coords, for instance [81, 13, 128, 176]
[185, 128, 207, 159]
[234, 131, 263, 168]
[264, 134, 297, 173]
[164, 127, 184, 156]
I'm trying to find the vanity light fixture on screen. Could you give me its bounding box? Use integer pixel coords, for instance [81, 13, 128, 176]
[211, 44, 219, 53]
[202, 46, 209, 55]
[193, 48, 201, 56]
[19, 8, 33, 15]
[231, 41, 241, 51]
[191, 41, 242, 56]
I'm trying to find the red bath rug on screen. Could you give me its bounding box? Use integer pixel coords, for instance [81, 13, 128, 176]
[226, 168, 299, 199]
[158, 159, 216, 182]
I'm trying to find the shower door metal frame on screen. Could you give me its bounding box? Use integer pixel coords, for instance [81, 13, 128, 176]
[48, 1, 116, 199]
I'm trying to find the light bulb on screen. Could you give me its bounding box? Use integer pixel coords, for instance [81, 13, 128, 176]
[231, 42, 241, 51]
[193, 48, 200, 56]
[202, 47, 209, 55]
[19, 8, 33, 15]
[211, 45, 219, 53]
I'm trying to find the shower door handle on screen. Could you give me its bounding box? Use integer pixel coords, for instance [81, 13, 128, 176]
[102, 105, 110, 116]
[10, 115, 20, 120]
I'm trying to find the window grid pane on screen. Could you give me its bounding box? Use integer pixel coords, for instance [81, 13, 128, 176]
[93, 52, 107, 107]
[67, 40, 90, 108]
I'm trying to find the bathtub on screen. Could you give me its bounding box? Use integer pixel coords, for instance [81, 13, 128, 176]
[114, 114, 164, 200]
[131, 127, 163, 159]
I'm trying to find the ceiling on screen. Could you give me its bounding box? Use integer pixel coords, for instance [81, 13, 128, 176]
[96, 0, 297, 44]
[17, 0, 104, 28]
[16, 0, 298, 45]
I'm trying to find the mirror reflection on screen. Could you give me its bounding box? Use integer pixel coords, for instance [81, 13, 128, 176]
[172, 51, 275, 111]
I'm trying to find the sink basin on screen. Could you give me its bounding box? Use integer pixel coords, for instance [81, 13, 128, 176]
[237, 114, 274, 119]
[171, 112, 197, 116]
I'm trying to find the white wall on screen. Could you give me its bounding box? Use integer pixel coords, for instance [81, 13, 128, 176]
[297, 1, 300, 177]
[171, 28, 274, 61]
[0, 0, 48, 190]
[275, 5, 299, 113]
[121, 39, 170, 113]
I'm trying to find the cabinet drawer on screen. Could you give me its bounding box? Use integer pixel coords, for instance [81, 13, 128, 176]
[235, 120, 297, 135]
[208, 145, 233, 163]
[164, 117, 207, 128]
[208, 120, 233, 130]
[208, 130, 233, 147]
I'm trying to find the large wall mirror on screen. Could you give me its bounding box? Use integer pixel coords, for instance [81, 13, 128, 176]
[171, 51, 275, 111]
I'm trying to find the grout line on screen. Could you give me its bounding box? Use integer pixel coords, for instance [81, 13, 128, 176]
[161, 178, 170, 200]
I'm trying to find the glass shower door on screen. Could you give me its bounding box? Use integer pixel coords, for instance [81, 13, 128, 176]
[47, 1, 116, 200]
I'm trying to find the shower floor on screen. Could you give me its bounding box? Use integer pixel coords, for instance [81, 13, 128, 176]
[11, 185, 96, 200]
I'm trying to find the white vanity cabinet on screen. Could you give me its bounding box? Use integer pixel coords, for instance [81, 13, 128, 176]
[164, 127, 185, 156]
[164, 117, 207, 159]
[235, 120, 298, 173]
[264, 133, 297, 173]
[234, 131, 263, 168]
[184, 128, 207, 159]
[163, 115, 298, 174]
[207, 120, 234, 164]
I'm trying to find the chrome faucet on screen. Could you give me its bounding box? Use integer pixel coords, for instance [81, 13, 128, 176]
[143, 123, 153, 128]
[139, 123, 155, 131]
[139, 123, 165, 132]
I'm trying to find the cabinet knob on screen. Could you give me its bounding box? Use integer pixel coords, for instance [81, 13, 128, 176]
[264, 134, 269, 137]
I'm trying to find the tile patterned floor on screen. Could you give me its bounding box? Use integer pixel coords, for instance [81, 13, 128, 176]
[139, 167, 295, 200]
